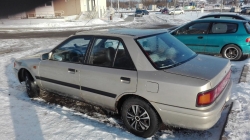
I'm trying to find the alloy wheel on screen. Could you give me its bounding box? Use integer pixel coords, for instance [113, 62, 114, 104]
[224, 47, 239, 59]
[126, 105, 150, 131]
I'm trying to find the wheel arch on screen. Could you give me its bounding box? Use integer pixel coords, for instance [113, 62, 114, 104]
[18, 68, 35, 82]
[220, 43, 242, 54]
[115, 94, 162, 122]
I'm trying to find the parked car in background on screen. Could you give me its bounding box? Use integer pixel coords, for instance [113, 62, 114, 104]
[167, 13, 250, 32]
[161, 8, 170, 14]
[135, 9, 143, 17]
[240, 7, 250, 14]
[135, 9, 149, 17]
[169, 9, 184, 15]
[229, 7, 235, 12]
[170, 19, 250, 60]
[14, 29, 232, 138]
[142, 10, 149, 15]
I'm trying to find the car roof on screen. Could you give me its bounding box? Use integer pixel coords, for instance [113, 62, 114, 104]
[193, 18, 248, 23]
[199, 13, 250, 21]
[75, 28, 167, 38]
[202, 13, 240, 16]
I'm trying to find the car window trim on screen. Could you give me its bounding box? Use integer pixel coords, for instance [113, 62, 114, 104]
[85, 36, 137, 71]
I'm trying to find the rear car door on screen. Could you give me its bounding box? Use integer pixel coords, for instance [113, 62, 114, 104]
[78, 37, 137, 110]
[205, 22, 238, 54]
[172, 22, 210, 53]
[38, 36, 92, 99]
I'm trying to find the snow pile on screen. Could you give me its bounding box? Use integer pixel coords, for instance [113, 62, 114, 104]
[154, 11, 209, 25]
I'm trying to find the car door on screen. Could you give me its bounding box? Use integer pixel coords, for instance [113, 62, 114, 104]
[78, 37, 137, 110]
[38, 36, 92, 99]
[172, 22, 210, 53]
[205, 22, 238, 54]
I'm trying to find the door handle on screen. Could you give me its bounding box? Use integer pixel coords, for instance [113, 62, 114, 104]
[68, 68, 77, 74]
[197, 36, 203, 39]
[120, 77, 130, 84]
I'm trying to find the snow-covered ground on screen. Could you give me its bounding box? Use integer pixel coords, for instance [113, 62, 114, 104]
[0, 11, 213, 32]
[1, 11, 250, 139]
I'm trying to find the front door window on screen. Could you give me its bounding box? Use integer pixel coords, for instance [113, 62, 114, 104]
[51, 37, 92, 63]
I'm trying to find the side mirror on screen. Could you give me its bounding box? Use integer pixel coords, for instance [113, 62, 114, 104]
[41, 53, 49, 60]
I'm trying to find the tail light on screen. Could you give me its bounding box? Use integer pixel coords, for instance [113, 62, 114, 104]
[196, 71, 231, 107]
[14, 62, 16, 68]
[246, 38, 250, 42]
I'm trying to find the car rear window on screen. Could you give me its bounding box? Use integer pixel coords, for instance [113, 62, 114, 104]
[136, 33, 196, 69]
[244, 22, 250, 34]
[210, 23, 237, 34]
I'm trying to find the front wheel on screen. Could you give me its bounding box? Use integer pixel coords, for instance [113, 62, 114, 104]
[25, 72, 40, 98]
[121, 97, 161, 138]
[222, 44, 242, 61]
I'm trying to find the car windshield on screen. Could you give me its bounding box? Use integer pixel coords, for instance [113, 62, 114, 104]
[136, 33, 196, 69]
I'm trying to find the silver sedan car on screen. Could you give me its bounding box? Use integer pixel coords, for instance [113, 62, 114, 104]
[14, 29, 232, 138]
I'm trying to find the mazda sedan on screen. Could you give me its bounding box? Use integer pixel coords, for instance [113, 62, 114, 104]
[171, 19, 250, 60]
[14, 29, 232, 138]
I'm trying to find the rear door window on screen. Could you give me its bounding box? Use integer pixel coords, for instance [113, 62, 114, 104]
[210, 23, 237, 34]
[88, 38, 135, 70]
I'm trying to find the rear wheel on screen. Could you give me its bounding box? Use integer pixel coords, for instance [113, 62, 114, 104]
[222, 44, 242, 61]
[121, 97, 161, 138]
[25, 72, 40, 98]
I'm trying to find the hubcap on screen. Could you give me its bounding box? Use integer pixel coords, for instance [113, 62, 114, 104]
[126, 105, 150, 131]
[224, 47, 239, 59]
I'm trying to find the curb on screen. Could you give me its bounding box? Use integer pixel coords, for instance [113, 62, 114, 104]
[239, 64, 249, 83]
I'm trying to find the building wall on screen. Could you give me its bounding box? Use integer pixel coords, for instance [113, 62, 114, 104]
[54, 0, 81, 16]
[96, 0, 107, 17]
[35, 1, 55, 17]
[80, 0, 88, 13]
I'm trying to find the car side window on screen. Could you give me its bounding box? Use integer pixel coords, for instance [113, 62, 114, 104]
[88, 38, 135, 70]
[176, 22, 210, 35]
[210, 23, 237, 34]
[113, 43, 135, 70]
[51, 37, 91, 63]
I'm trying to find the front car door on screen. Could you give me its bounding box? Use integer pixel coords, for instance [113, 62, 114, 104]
[79, 37, 137, 110]
[38, 36, 92, 99]
[172, 22, 210, 53]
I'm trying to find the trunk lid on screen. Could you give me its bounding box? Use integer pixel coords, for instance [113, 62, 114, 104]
[164, 54, 231, 88]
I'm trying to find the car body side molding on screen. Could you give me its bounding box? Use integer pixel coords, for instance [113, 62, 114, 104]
[35, 76, 117, 98]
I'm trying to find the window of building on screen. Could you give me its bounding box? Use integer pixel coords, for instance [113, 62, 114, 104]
[45, 1, 52, 6]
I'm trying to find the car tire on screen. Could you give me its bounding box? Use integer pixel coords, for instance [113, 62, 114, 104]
[222, 44, 242, 61]
[25, 72, 40, 98]
[121, 97, 161, 138]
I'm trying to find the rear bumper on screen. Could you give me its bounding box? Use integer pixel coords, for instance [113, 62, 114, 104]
[151, 80, 232, 130]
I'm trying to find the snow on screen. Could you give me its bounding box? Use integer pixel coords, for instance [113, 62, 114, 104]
[1, 11, 250, 139]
